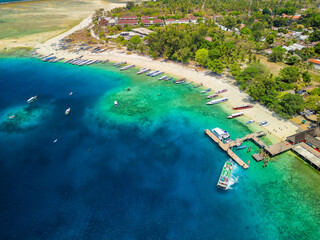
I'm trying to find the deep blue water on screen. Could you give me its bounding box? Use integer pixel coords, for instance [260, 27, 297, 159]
[2, 57, 320, 240]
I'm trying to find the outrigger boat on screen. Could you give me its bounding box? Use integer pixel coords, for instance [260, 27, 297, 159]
[151, 71, 164, 77]
[227, 112, 244, 119]
[259, 121, 268, 126]
[246, 120, 255, 124]
[236, 145, 247, 150]
[194, 83, 203, 88]
[27, 95, 37, 103]
[201, 88, 211, 93]
[174, 79, 186, 84]
[206, 94, 218, 99]
[186, 81, 193, 85]
[233, 104, 254, 110]
[158, 75, 168, 80]
[137, 68, 150, 75]
[217, 159, 234, 190]
[120, 64, 135, 71]
[147, 70, 158, 76]
[206, 97, 228, 105]
[216, 89, 227, 94]
[165, 77, 173, 81]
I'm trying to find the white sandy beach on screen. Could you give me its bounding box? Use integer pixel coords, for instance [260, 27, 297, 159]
[36, 15, 300, 141]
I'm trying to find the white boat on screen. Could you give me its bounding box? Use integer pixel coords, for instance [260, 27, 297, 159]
[137, 68, 150, 75]
[212, 127, 230, 140]
[206, 97, 228, 105]
[114, 101, 118, 107]
[120, 64, 135, 71]
[27, 95, 37, 103]
[227, 112, 244, 119]
[151, 71, 164, 77]
[147, 70, 158, 76]
[65, 108, 70, 115]
[217, 159, 234, 190]
[158, 75, 167, 80]
[246, 120, 255, 124]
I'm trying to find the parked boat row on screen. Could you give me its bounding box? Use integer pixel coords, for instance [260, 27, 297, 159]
[216, 89, 227, 94]
[114, 61, 127, 67]
[206, 94, 218, 99]
[137, 68, 150, 75]
[201, 88, 211, 93]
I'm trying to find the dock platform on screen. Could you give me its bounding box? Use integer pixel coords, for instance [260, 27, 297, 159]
[205, 129, 249, 169]
[229, 131, 267, 148]
[264, 141, 293, 156]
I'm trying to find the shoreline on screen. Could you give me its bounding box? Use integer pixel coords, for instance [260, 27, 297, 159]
[35, 16, 299, 142]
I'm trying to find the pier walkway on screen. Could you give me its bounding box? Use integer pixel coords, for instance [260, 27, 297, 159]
[229, 131, 267, 148]
[205, 129, 249, 169]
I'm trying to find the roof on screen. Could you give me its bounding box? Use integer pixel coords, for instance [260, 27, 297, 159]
[309, 59, 320, 65]
[179, 18, 189, 21]
[189, 15, 197, 20]
[132, 28, 153, 35]
[120, 16, 138, 19]
[205, 36, 212, 42]
[117, 19, 138, 24]
[153, 19, 163, 24]
[141, 16, 153, 19]
[141, 19, 150, 24]
[166, 18, 176, 22]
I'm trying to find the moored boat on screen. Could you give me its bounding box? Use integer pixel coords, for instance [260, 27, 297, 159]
[137, 68, 150, 75]
[147, 70, 158, 76]
[201, 88, 211, 93]
[194, 83, 203, 88]
[186, 81, 193, 85]
[206, 97, 228, 105]
[211, 127, 230, 140]
[236, 145, 247, 150]
[174, 79, 186, 84]
[259, 121, 268, 126]
[206, 94, 218, 99]
[158, 75, 168, 80]
[216, 89, 227, 94]
[227, 112, 244, 119]
[114, 101, 118, 107]
[217, 159, 234, 190]
[151, 71, 164, 77]
[27, 95, 37, 103]
[246, 120, 255, 124]
[233, 104, 254, 110]
[120, 64, 135, 71]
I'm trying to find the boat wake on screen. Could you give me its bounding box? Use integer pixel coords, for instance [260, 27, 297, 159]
[226, 175, 239, 190]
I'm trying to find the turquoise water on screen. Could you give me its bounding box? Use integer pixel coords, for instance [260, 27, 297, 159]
[1, 57, 320, 239]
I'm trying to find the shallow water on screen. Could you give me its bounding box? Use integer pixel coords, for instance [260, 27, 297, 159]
[0, 57, 320, 239]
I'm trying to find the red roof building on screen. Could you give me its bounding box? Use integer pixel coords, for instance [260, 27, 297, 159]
[309, 59, 320, 70]
[117, 19, 138, 26]
[99, 18, 107, 26]
[141, 19, 151, 26]
[153, 19, 164, 26]
[120, 16, 138, 20]
[141, 16, 154, 19]
[189, 15, 197, 23]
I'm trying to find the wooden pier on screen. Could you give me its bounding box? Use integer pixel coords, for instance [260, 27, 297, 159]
[229, 131, 267, 148]
[205, 129, 249, 169]
[264, 141, 293, 156]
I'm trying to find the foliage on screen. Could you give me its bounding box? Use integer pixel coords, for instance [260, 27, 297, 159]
[306, 95, 320, 113]
[207, 59, 224, 74]
[265, 34, 275, 45]
[268, 46, 286, 62]
[195, 48, 209, 66]
[278, 93, 305, 117]
[302, 71, 311, 84]
[279, 66, 301, 83]
[126, 1, 135, 10]
[285, 55, 300, 65]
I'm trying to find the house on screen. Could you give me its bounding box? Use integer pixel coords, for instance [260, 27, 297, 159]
[299, 35, 309, 41]
[240, 23, 245, 29]
[140, 19, 151, 27]
[205, 36, 212, 42]
[120, 16, 138, 20]
[117, 19, 138, 27]
[141, 16, 154, 20]
[189, 15, 197, 24]
[178, 18, 189, 24]
[99, 18, 108, 26]
[165, 18, 176, 25]
[152, 19, 164, 26]
[282, 43, 305, 52]
[308, 59, 320, 70]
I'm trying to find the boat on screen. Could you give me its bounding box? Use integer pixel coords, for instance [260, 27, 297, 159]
[147, 70, 158, 76]
[27, 95, 37, 103]
[158, 75, 168, 80]
[137, 68, 150, 75]
[8, 115, 16, 119]
[201, 88, 211, 93]
[236, 145, 247, 150]
[194, 83, 203, 88]
[259, 121, 268, 126]
[206, 94, 218, 99]
[186, 81, 193, 85]
[246, 120, 255, 124]
[216, 89, 227, 94]
[212, 127, 230, 140]
[114, 61, 126, 67]
[120, 64, 135, 71]
[151, 71, 164, 77]
[114, 101, 118, 107]
[174, 79, 186, 84]
[206, 97, 228, 105]
[165, 77, 173, 81]
[233, 104, 254, 110]
[227, 112, 244, 119]
[69, 92, 73, 96]
[217, 159, 234, 190]
[65, 108, 70, 115]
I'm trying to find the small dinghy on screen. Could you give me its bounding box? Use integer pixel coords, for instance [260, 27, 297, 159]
[65, 108, 70, 115]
